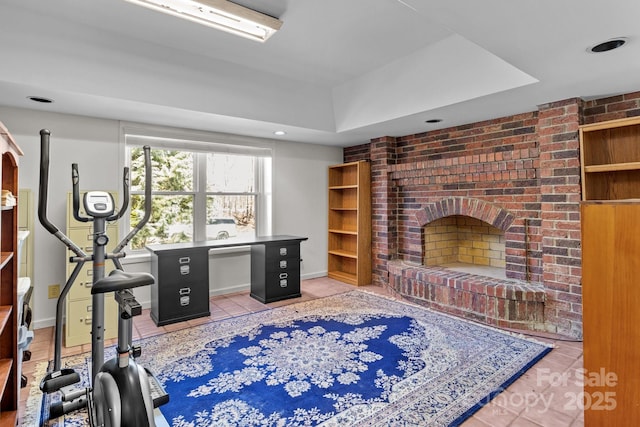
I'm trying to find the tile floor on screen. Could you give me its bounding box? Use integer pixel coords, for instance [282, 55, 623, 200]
[19, 277, 584, 426]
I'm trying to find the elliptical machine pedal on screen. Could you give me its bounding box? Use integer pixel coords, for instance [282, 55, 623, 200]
[147, 369, 170, 408]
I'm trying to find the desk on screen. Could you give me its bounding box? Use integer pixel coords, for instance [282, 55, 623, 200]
[146, 235, 308, 326]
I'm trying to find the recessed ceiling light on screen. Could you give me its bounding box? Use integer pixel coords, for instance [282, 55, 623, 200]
[588, 38, 628, 53]
[274, 130, 286, 136]
[28, 96, 54, 104]
[425, 119, 442, 124]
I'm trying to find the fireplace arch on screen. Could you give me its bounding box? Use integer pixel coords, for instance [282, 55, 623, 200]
[415, 197, 516, 231]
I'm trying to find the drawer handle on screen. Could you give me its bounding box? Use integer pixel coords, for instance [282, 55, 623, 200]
[279, 248, 287, 256]
[180, 296, 190, 306]
[82, 281, 92, 288]
[82, 316, 92, 325]
[280, 260, 287, 269]
[180, 265, 190, 275]
[280, 279, 288, 288]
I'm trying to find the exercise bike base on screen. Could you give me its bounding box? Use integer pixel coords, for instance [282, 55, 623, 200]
[92, 358, 158, 427]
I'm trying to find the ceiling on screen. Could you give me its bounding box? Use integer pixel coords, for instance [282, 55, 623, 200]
[0, 0, 639, 147]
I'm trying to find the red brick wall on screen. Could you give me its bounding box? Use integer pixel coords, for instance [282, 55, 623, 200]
[343, 91, 640, 338]
[582, 91, 640, 123]
[538, 99, 583, 338]
[369, 137, 398, 286]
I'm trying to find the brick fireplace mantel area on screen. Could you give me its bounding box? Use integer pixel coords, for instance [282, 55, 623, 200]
[343, 91, 640, 339]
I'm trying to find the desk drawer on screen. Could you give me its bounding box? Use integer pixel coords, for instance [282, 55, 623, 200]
[265, 243, 300, 261]
[155, 249, 208, 284]
[267, 267, 300, 289]
[266, 256, 300, 273]
[155, 280, 210, 322]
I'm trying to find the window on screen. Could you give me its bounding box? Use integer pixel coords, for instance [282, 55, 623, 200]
[125, 130, 272, 251]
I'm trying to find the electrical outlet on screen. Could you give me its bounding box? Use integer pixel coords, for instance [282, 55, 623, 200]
[48, 284, 60, 299]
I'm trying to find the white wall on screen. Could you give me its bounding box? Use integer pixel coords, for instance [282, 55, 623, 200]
[0, 106, 343, 329]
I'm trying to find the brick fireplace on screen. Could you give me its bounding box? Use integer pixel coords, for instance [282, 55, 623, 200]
[394, 196, 546, 332]
[343, 91, 640, 339]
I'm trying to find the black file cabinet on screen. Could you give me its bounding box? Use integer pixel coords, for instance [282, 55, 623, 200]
[250, 241, 302, 303]
[149, 248, 211, 326]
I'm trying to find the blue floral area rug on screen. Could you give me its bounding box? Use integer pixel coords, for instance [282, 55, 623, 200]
[145, 291, 551, 426]
[36, 290, 552, 426]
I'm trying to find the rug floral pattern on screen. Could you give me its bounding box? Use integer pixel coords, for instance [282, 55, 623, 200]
[140, 291, 551, 426]
[33, 291, 552, 426]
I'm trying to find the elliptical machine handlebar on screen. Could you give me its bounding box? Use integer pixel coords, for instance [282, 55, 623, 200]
[110, 166, 130, 222]
[114, 146, 152, 253]
[71, 164, 90, 223]
[38, 129, 87, 258]
[38, 129, 57, 234]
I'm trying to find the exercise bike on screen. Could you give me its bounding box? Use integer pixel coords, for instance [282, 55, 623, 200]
[38, 129, 168, 426]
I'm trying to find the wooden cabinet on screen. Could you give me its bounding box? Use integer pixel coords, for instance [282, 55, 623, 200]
[327, 161, 371, 286]
[0, 121, 23, 424]
[579, 116, 640, 200]
[580, 117, 640, 424]
[65, 192, 119, 347]
[581, 201, 640, 425]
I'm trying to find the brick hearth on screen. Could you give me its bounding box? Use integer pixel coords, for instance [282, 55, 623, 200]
[344, 91, 640, 339]
[387, 261, 545, 329]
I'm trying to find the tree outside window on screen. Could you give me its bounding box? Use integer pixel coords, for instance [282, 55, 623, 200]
[127, 144, 270, 250]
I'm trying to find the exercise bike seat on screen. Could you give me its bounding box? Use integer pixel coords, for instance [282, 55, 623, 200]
[92, 270, 155, 294]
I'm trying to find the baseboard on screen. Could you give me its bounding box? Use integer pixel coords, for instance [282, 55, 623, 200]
[210, 283, 250, 296]
[32, 271, 329, 330]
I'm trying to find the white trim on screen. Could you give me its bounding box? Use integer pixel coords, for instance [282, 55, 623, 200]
[120, 121, 275, 155]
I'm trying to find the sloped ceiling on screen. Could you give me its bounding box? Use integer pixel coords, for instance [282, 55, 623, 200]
[0, 0, 639, 146]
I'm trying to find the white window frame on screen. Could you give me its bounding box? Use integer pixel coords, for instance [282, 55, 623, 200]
[120, 123, 273, 253]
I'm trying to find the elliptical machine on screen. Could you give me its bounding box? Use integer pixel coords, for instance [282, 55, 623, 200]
[38, 129, 168, 426]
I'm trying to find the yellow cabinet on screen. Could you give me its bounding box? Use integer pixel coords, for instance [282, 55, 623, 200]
[65, 192, 119, 347]
[66, 298, 119, 345]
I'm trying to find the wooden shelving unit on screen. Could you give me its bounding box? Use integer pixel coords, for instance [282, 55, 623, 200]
[327, 161, 371, 286]
[580, 116, 640, 200]
[0, 121, 23, 424]
[580, 116, 640, 424]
